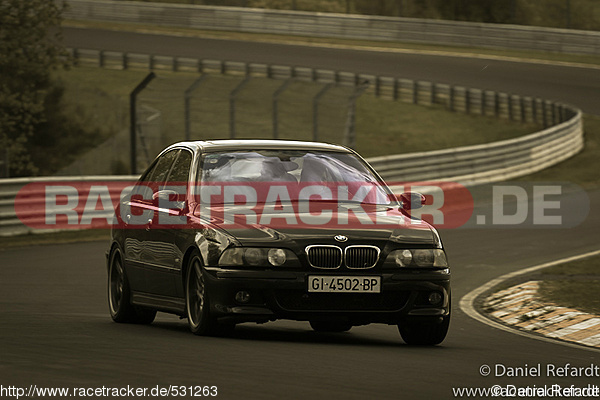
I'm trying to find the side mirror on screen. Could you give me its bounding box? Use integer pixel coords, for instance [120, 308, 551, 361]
[399, 192, 426, 210]
[152, 189, 187, 213]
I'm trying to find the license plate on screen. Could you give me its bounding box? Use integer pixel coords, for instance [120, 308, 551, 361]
[308, 276, 381, 293]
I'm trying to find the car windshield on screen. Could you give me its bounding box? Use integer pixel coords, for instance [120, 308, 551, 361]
[199, 150, 392, 205]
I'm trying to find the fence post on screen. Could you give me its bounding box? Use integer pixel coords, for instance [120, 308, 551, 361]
[344, 81, 370, 149]
[0, 148, 8, 178]
[481, 90, 486, 116]
[412, 80, 418, 104]
[465, 89, 471, 114]
[313, 83, 333, 141]
[494, 92, 500, 117]
[130, 72, 156, 175]
[229, 76, 252, 139]
[272, 79, 293, 139]
[184, 75, 209, 141]
[542, 100, 548, 127]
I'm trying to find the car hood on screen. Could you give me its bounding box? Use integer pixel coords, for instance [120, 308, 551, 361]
[196, 204, 436, 248]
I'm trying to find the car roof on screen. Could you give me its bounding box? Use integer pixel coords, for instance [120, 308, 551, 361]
[169, 139, 353, 154]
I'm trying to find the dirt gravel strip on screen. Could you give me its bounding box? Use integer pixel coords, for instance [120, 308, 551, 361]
[484, 281, 600, 348]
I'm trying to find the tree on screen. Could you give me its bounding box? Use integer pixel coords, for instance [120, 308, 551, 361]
[0, 0, 67, 176]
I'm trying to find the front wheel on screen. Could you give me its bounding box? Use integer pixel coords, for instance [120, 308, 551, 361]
[108, 248, 156, 324]
[185, 253, 233, 336]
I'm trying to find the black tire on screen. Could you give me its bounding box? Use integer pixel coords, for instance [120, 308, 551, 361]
[398, 316, 450, 345]
[185, 252, 233, 336]
[108, 248, 156, 324]
[309, 320, 352, 333]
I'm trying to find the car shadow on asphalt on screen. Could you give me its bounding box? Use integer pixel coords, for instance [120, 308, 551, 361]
[147, 319, 450, 349]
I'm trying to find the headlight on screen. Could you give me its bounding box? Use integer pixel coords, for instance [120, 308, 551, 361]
[267, 248, 287, 266]
[392, 249, 413, 267]
[219, 248, 298, 267]
[386, 249, 448, 268]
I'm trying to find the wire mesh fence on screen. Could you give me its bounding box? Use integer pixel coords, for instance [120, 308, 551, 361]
[59, 71, 360, 175]
[57, 49, 571, 176]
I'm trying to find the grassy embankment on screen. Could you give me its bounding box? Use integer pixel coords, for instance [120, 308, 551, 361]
[537, 256, 600, 315]
[54, 65, 543, 172]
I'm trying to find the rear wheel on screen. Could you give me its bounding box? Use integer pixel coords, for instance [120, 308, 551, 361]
[309, 320, 352, 333]
[398, 316, 450, 345]
[108, 248, 156, 324]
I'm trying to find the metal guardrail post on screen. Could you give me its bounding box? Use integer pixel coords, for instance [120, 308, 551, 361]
[130, 72, 156, 175]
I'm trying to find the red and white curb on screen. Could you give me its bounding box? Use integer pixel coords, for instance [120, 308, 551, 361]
[484, 281, 600, 348]
[459, 249, 600, 352]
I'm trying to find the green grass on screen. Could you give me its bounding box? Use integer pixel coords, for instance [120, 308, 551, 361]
[55, 66, 542, 174]
[537, 255, 600, 315]
[355, 97, 539, 158]
[518, 114, 600, 188]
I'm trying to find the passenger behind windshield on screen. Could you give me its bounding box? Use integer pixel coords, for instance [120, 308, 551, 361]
[199, 150, 392, 205]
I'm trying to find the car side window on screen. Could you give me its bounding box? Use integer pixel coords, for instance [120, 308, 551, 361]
[167, 150, 192, 184]
[145, 150, 180, 183]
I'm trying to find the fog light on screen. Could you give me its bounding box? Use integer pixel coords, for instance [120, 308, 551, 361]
[235, 291, 251, 304]
[428, 292, 443, 306]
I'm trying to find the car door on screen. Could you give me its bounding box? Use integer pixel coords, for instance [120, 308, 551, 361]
[123, 149, 180, 295]
[144, 149, 194, 298]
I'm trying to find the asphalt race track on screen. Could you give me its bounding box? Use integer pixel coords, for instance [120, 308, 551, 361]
[63, 27, 600, 114]
[1, 27, 600, 399]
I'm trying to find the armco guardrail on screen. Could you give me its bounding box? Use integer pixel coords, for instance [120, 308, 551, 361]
[370, 108, 583, 188]
[0, 176, 137, 237]
[64, 0, 600, 56]
[0, 47, 583, 236]
[69, 47, 572, 130]
[0, 109, 582, 237]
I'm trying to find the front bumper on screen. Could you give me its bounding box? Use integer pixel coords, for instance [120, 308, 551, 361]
[204, 267, 451, 325]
